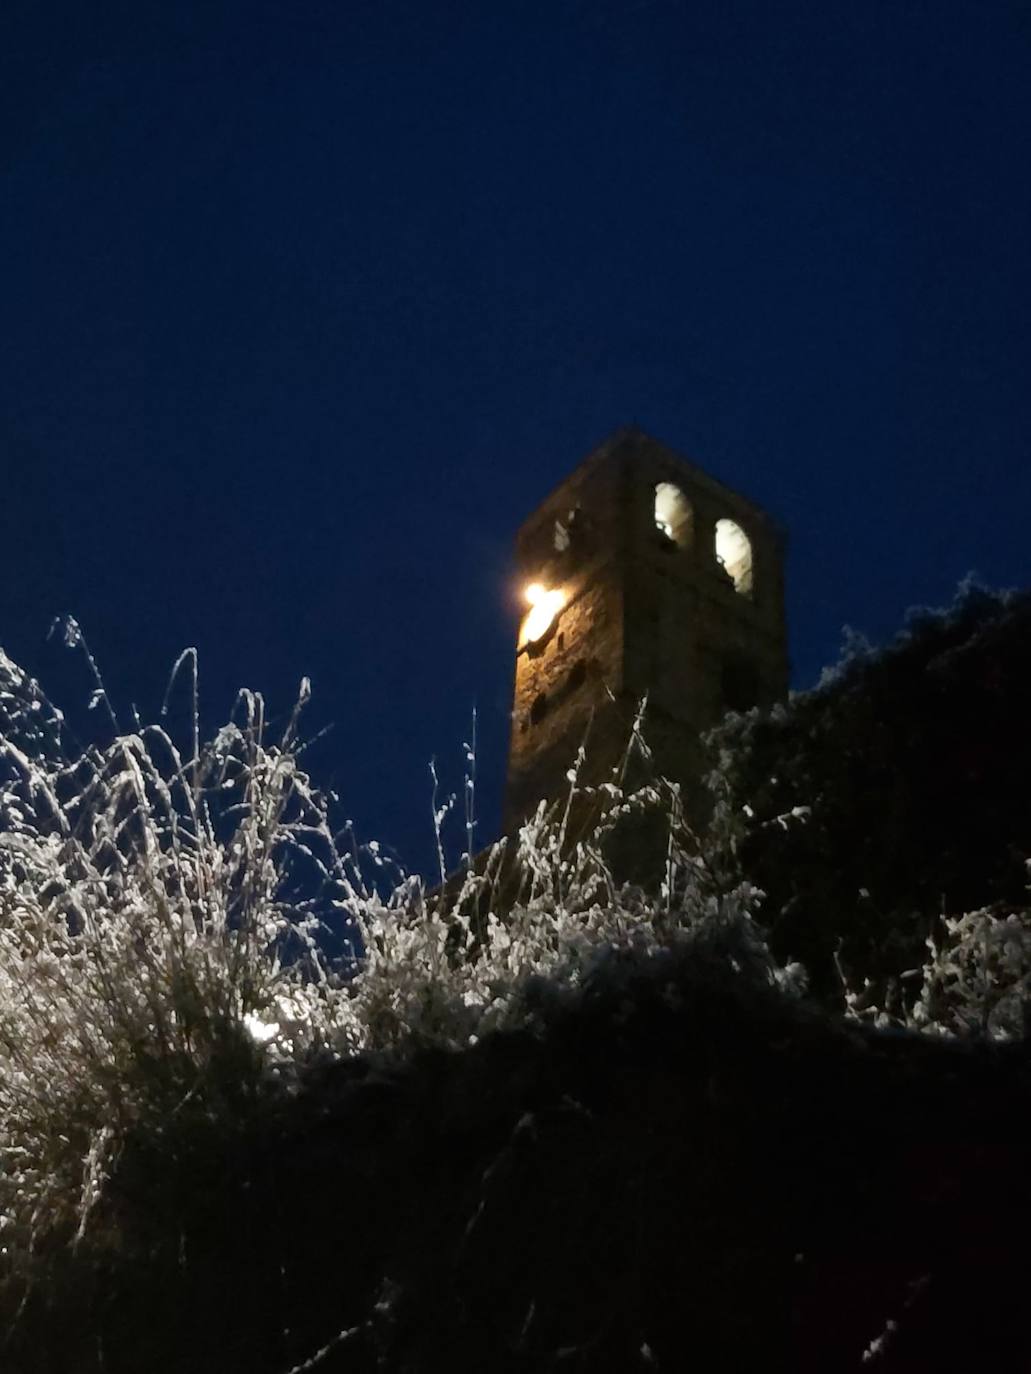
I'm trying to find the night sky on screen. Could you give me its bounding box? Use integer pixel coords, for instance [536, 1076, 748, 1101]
[1, 0, 1028, 875]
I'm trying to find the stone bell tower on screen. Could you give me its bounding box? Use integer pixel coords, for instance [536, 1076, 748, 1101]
[503, 428, 789, 832]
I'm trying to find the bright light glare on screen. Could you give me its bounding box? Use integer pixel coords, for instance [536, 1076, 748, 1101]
[522, 583, 564, 644]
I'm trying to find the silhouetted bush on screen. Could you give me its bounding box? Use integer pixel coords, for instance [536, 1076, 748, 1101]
[711, 582, 1031, 999]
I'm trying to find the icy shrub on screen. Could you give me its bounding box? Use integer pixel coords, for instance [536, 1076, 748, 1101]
[0, 654, 361, 1265]
[0, 649, 784, 1272]
[349, 739, 786, 1053]
[843, 889, 1031, 1040]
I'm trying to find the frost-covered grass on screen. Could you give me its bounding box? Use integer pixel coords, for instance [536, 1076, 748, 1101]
[0, 642, 785, 1273]
[0, 625, 1027, 1292]
[0, 639, 353, 1264]
[840, 893, 1031, 1039]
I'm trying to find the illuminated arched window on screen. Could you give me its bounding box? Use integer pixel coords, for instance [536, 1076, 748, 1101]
[653, 483, 692, 548]
[715, 518, 753, 595]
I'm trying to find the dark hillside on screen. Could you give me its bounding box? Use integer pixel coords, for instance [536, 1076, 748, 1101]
[6, 941, 1030, 1373]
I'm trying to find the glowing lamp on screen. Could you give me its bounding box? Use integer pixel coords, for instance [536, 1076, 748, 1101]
[522, 582, 564, 645]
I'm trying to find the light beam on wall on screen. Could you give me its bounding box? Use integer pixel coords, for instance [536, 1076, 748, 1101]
[522, 582, 565, 645]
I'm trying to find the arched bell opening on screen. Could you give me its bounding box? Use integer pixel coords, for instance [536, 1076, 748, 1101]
[653, 482, 692, 549]
[714, 518, 753, 595]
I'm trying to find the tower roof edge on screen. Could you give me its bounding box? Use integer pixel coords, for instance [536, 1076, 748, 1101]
[515, 426, 786, 547]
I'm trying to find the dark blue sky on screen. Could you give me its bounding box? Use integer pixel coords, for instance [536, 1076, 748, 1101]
[1, 0, 1028, 874]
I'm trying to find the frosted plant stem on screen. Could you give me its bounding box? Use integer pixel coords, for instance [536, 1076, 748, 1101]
[160, 647, 200, 798]
[464, 704, 477, 873]
[49, 615, 120, 735]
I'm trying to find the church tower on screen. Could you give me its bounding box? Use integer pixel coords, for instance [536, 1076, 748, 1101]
[503, 429, 789, 831]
